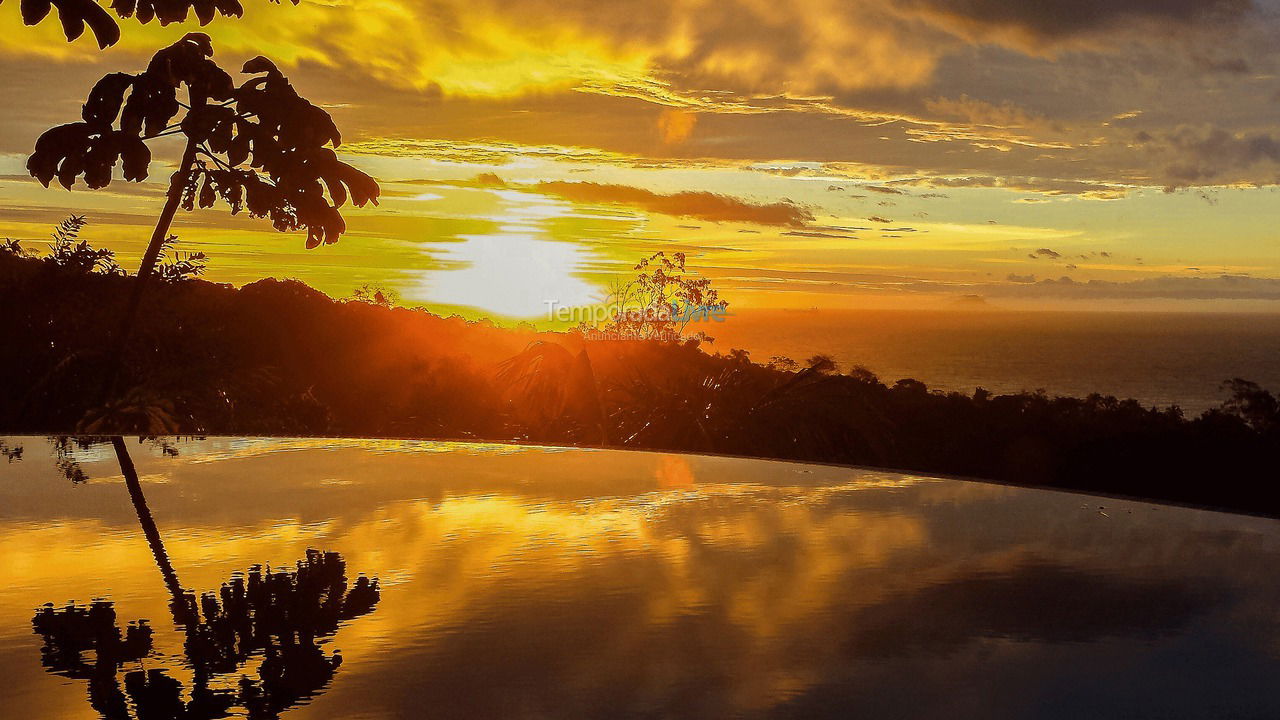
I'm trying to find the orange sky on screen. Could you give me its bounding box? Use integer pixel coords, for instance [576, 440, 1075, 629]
[2, 0, 1280, 319]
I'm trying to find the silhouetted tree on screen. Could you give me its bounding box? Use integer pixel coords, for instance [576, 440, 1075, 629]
[497, 341, 607, 444]
[347, 283, 399, 308]
[1219, 378, 1279, 434]
[587, 251, 727, 343]
[608, 356, 892, 461]
[6, 256, 1280, 514]
[27, 33, 380, 406]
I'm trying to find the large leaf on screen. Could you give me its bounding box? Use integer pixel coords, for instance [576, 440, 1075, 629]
[19, 0, 54, 26]
[81, 72, 134, 125]
[14, 0, 292, 51]
[118, 133, 151, 181]
[145, 33, 233, 101]
[37, 124, 118, 189]
[28, 34, 379, 248]
[35, 0, 122, 48]
[120, 72, 179, 137]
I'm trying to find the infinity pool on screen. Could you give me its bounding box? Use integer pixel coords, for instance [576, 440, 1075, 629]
[1, 436, 1277, 719]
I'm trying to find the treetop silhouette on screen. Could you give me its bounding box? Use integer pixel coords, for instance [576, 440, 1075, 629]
[29, 33, 379, 250]
[7, 0, 298, 50]
[26, 32, 380, 407]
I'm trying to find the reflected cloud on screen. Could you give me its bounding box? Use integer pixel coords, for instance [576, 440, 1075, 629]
[3, 437, 1280, 719]
[842, 557, 1217, 657]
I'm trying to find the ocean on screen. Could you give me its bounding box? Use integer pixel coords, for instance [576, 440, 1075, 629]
[709, 309, 1280, 414]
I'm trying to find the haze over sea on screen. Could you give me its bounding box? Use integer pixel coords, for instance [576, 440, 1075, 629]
[711, 310, 1280, 414]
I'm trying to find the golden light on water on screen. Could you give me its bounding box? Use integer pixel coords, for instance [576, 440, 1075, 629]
[4, 438, 1280, 719]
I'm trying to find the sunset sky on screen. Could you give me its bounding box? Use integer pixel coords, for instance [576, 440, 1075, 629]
[3, 0, 1280, 318]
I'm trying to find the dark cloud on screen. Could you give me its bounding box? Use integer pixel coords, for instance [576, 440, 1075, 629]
[1031, 248, 1063, 259]
[900, 175, 1129, 199]
[783, 230, 860, 240]
[905, 0, 1252, 44]
[1194, 55, 1252, 74]
[469, 175, 814, 227]
[991, 274, 1280, 300]
[842, 559, 1214, 658]
[1159, 126, 1280, 188]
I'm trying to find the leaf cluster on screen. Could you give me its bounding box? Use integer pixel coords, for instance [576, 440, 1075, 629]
[8, 0, 298, 50]
[28, 34, 379, 247]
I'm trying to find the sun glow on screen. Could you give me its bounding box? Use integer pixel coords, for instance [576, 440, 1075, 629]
[411, 190, 602, 318]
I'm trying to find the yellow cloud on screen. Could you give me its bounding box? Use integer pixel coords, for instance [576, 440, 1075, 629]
[0, 0, 947, 103]
[658, 109, 697, 144]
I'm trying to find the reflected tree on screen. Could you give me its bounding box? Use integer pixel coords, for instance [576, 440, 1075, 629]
[1, 439, 24, 461]
[32, 437, 381, 719]
[33, 600, 153, 719]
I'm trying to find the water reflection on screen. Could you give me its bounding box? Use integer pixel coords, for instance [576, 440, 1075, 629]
[24, 438, 381, 720]
[1, 436, 1279, 719]
[32, 601, 151, 719]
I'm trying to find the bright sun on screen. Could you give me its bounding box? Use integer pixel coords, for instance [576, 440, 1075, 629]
[412, 190, 601, 319]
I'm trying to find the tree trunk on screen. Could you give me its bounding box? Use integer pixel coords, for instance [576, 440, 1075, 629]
[110, 436, 198, 625]
[96, 136, 200, 408]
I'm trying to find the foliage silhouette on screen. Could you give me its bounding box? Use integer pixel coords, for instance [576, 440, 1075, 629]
[32, 600, 154, 719]
[29, 437, 382, 719]
[152, 235, 208, 283]
[6, 0, 299, 50]
[585, 251, 728, 343]
[6, 215, 201, 284]
[607, 357, 893, 462]
[47, 214, 123, 275]
[498, 341, 607, 444]
[347, 283, 399, 308]
[3, 240, 1279, 514]
[26, 34, 379, 408]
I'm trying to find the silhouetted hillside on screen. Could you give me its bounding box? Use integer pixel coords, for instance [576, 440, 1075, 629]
[3, 244, 1277, 515]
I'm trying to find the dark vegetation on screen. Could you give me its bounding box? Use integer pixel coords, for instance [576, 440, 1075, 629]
[7, 0, 297, 50]
[3, 232, 1278, 516]
[25, 32, 379, 417]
